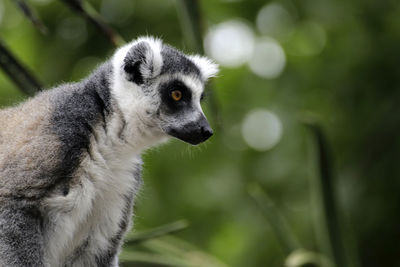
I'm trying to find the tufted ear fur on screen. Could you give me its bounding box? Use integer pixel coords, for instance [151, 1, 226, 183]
[189, 55, 219, 81]
[123, 38, 163, 85]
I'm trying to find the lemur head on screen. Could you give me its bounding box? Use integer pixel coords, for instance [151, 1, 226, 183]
[111, 37, 219, 146]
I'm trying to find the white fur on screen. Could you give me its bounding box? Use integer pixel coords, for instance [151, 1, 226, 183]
[189, 55, 219, 81]
[111, 40, 169, 151]
[137, 36, 163, 79]
[43, 112, 142, 267]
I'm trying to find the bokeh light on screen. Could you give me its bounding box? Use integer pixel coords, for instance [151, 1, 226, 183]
[204, 20, 255, 67]
[241, 109, 283, 151]
[256, 3, 294, 40]
[248, 37, 286, 79]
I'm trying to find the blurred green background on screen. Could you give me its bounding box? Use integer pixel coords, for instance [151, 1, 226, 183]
[1, 0, 399, 266]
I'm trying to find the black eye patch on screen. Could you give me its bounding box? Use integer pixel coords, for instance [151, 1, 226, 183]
[160, 80, 192, 114]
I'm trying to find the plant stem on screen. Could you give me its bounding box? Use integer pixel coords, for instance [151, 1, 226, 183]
[0, 39, 42, 95]
[176, 0, 203, 53]
[13, 0, 48, 34]
[125, 220, 189, 245]
[303, 119, 348, 267]
[60, 0, 125, 47]
[248, 184, 299, 255]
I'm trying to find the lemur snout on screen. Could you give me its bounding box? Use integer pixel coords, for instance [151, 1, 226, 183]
[167, 114, 213, 145]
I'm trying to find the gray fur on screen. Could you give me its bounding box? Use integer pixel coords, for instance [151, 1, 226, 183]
[160, 45, 201, 77]
[0, 37, 218, 266]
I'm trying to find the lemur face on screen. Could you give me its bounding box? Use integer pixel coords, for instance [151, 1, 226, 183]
[157, 74, 212, 145]
[114, 37, 219, 145]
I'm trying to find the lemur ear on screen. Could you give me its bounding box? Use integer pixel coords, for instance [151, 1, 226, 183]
[189, 55, 219, 81]
[123, 38, 163, 85]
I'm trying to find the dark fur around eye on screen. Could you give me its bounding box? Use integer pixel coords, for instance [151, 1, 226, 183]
[160, 80, 192, 114]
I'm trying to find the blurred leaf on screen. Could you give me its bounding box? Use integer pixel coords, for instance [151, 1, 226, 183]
[125, 220, 189, 245]
[141, 236, 229, 267]
[121, 236, 228, 267]
[123, 221, 227, 266]
[120, 251, 191, 266]
[301, 117, 351, 267]
[176, 0, 203, 53]
[248, 183, 299, 255]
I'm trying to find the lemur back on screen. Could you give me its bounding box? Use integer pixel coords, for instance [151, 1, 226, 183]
[0, 37, 218, 267]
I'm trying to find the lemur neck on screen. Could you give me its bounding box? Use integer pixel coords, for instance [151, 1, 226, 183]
[84, 62, 113, 116]
[111, 102, 168, 152]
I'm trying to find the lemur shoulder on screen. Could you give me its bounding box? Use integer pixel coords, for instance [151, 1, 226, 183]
[0, 37, 218, 267]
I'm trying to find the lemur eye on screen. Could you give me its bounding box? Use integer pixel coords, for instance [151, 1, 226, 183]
[171, 90, 182, 101]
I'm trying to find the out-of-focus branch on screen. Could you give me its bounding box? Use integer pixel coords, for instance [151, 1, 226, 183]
[121, 231, 228, 267]
[176, 0, 222, 129]
[140, 237, 229, 267]
[176, 0, 203, 53]
[0, 39, 42, 96]
[248, 184, 299, 255]
[60, 0, 125, 47]
[125, 220, 189, 245]
[120, 251, 192, 266]
[13, 0, 48, 34]
[301, 116, 349, 267]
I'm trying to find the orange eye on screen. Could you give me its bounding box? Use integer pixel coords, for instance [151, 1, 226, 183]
[171, 90, 182, 101]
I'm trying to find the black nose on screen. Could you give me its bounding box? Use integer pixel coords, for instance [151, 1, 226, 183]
[166, 114, 214, 145]
[201, 126, 213, 140]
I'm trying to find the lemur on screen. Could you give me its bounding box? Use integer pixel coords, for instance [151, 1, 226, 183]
[0, 37, 218, 267]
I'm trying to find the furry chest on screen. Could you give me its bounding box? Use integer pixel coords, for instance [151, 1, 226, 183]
[43, 153, 142, 266]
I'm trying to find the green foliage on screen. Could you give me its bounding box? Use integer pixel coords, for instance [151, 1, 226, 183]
[1, 0, 399, 266]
